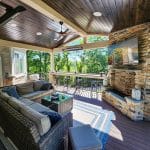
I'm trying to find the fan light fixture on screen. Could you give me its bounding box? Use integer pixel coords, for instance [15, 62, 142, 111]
[93, 11, 102, 17]
[36, 32, 42, 35]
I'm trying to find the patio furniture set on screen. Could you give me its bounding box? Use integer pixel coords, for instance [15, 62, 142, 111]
[0, 80, 102, 150]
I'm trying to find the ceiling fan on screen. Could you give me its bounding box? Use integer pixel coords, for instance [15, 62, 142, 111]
[47, 21, 76, 36]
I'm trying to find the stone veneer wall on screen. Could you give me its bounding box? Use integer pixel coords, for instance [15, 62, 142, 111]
[108, 23, 150, 120]
[0, 47, 12, 79]
[0, 47, 27, 86]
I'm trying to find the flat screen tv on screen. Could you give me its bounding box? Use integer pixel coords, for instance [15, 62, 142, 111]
[108, 37, 139, 65]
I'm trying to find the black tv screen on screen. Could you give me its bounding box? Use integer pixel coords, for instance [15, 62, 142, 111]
[108, 37, 139, 65]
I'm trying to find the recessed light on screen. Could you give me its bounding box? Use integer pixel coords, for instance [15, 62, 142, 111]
[36, 32, 42, 35]
[10, 23, 17, 27]
[93, 12, 102, 17]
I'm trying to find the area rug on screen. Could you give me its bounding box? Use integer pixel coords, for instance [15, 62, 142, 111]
[72, 100, 115, 149]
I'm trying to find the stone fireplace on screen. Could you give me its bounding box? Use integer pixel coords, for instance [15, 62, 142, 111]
[110, 70, 136, 96]
[102, 23, 150, 121]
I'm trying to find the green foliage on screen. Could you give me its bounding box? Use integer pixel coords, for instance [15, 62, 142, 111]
[54, 35, 108, 74]
[54, 48, 108, 74]
[87, 35, 109, 43]
[27, 50, 50, 79]
[67, 37, 84, 46]
[54, 51, 72, 72]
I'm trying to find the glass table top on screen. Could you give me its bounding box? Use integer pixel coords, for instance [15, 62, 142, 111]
[42, 92, 73, 104]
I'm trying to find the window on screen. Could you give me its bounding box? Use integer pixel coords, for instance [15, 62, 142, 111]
[12, 49, 26, 76]
[26, 50, 50, 81]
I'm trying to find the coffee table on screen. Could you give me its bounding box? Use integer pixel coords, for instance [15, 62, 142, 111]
[41, 92, 73, 114]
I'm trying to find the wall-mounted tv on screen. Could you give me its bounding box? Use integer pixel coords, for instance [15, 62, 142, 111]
[108, 37, 139, 65]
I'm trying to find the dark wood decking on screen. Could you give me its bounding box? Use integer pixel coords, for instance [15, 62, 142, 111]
[74, 95, 150, 150]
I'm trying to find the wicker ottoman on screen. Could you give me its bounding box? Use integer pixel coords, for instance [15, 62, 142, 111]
[69, 125, 102, 150]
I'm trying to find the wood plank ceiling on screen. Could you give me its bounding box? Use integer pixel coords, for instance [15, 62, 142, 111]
[43, 0, 150, 34]
[0, 0, 149, 49]
[0, 0, 78, 49]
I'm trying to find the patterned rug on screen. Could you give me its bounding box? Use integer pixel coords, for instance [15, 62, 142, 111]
[72, 100, 115, 149]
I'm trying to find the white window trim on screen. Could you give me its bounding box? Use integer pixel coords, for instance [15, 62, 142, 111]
[11, 48, 27, 77]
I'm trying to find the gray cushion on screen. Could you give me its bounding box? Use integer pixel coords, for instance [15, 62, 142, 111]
[22, 91, 44, 100]
[69, 125, 102, 150]
[20, 105, 51, 136]
[0, 91, 10, 102]
[16, 82, 34, 95]
[33, 80, 46, 91]
[19, 97, 35, 106]
[8, 97, 26, 111]
[22, 90, 53, 100]
[29, 102, 50, 112]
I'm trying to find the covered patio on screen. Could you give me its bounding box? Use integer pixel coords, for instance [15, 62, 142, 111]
[0, 0, 150, 150]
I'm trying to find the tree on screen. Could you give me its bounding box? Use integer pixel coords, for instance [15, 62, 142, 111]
[54, 35, 108, 74]
[27, 50, 50, 80]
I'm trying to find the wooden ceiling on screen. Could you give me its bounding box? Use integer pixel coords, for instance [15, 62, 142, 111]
[43, 0, 150, 34]
[0, 0, 149, 49]
[0, 0, 78, 49]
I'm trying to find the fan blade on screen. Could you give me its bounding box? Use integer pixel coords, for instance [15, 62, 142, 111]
[47, 27, 60, 34]
[47, 25, 76, 35]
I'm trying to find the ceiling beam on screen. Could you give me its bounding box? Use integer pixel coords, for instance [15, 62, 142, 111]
[86, 33, 109, 36]
[0, 39, 51, 52]
[86, 16, 94, 32]
[19, 0, 87, 36]
[54, 40, 110, 52]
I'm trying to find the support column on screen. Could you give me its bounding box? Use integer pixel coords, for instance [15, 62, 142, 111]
[49, 49, 56, 85]
[83, 37, 87, 44]
[50, 49, 55, 72]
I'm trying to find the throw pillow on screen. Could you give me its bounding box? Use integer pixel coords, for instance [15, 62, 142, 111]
[40, 83, 52, 90]
[40, 111, 62, 126]
[16, 82, 34, 95]
[33, 80, 47, 91]
[2, 86, 20, 99]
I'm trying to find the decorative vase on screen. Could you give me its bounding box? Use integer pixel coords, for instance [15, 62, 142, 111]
[103, 76, 108, 86]
[132, 87, 141, 101]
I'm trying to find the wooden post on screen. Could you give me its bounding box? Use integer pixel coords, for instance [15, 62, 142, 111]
[83, 37, 87, 44]
[50, 49, 55, 72]
[49, 49, 56, 85]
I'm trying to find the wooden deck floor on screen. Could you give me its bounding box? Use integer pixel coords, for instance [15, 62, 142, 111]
[73, 94, 150, 150]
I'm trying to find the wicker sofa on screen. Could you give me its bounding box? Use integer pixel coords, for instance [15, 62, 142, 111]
[0, 81, 73, 150]
[15, 81, 54, 102]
